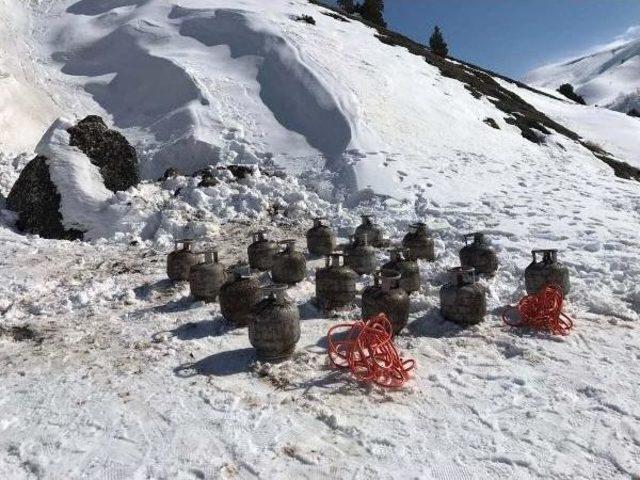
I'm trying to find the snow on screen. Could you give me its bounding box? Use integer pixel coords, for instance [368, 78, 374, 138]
[0, 0, 62, 155]
[36, 118, 113, 233]
[11, 0, 638, 201]
[525, 36, 640, 112]
[496, 80, 640, 169]
[1, 0, 640, 478]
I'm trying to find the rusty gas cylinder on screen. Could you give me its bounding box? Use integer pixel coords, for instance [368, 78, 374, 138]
[271, 240, 307, 285]
[344, 234, 378, 275]
[167, 239, 202, 281]
[220, 264, 262, 327]
[247, 230, 279, 272]
[354, 215, 385, 248]
[402, 222, 435, 261]
[524, 249, 571, 296]
[361, 270, 410, 335]
[189, 249, 227, 302]
[306, 217, 337, 256]
[439, 267, 486, 326]
[459, 233, 499, 276]
[249, 285, 301, 361]
[382, 248, 421, 294]
[316, 253, 358, 311]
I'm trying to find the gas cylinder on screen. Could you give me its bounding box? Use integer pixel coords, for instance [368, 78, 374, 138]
[344, 234, 378, 275]
[189, 250, 227, 302]
[354, 215, 385, 248]
[249, 285, 301, 361]
[167, 239, 202, 281]
[247, 230, 279, 272]
[306, 217, 337, 256]
[459, 233, 499, 276]
[271, 240, 307, 285]
[524, 249, 571, 296]
[361, 270, 410, 335]
[316, 253, 358, 311]
[439, 267, 486, 326]
[402, 222, 435, 261]
[220, 264, 262, 327]
[382, 249, 421, 293]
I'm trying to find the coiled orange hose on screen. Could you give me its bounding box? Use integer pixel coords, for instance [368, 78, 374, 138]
[327, 314, 415, 388]
[503, 284, 574, 335]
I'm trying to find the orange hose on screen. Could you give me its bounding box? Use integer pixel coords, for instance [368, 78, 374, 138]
[327, 314, 415, 388]
[503, 284, 574, 335]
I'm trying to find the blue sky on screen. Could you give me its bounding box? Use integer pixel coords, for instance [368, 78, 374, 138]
[329, 1, 640, 79]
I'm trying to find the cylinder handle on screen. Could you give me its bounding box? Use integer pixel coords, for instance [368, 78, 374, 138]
[531, 249, 558, 263]
[264, 284, 289, 303]
[325, 253, 345, 267]
[174, 238, 195, 251]
[448, 266, 476, 286]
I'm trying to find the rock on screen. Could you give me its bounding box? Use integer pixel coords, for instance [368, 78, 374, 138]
[483, 118, 500, 129]
[198, 177, 218, 188]
[7, 116, 139, 240]
[67, 115, 139, 192]
[262, 167, 287, 179]
[192, 166, 218, 187]
[225, 164, 256, 179]
[6, 156, 83, 240]
[160, 167, 183, 181]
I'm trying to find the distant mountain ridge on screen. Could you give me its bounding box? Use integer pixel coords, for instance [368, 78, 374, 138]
[525, 36, 640, 114]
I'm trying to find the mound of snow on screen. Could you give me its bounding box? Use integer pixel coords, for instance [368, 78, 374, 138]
[36, 119, 113, 232]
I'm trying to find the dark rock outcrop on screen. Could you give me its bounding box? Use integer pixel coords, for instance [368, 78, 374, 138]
[6, 156, 82, 240]
[67, 115, 139, 192]
[483, 118, 500, 129]
[224, 164, 256, 180]
[7, 116, 139, 240]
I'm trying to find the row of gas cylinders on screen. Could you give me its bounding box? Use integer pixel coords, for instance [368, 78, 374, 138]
[166, 216, 571, 360]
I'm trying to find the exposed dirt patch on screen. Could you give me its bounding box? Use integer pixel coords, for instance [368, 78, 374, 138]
[0, 325, 44, 344]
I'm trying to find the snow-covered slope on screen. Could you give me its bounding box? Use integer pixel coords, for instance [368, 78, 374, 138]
[3, 0, 637, 201]
[1, 1, 640, 478]
[496, 81, 640, 169]
[0, 0, 62, 154]
[525, 35, 640, 113]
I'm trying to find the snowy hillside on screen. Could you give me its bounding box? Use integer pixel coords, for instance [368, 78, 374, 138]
[1, 0, 640, 479]
[3, 0, 640, 201]
[525, 35, 640, 114]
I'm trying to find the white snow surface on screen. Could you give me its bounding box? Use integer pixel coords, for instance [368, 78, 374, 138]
[36, 118, 113, 233]
[525, 35, 640, 113]
[495, 81, 640, 169]
[2, 0, 636, 201]
[0, 0, 63, 155]
[1, 0, 640, 478]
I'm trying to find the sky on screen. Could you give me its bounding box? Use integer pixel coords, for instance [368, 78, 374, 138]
[330, 1, 640, 79]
